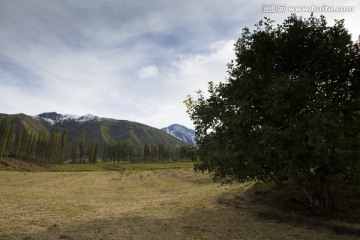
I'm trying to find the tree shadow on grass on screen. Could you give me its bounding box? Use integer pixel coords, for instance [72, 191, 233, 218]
[216, 182, 360, 238]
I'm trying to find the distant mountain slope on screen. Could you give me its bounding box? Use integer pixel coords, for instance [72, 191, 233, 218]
[0, 112, 185, 150]
[0, 113, 49, 133]
[162, 124, 196, 146]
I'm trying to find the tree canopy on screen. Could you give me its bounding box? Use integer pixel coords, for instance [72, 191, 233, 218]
[185, 14, 360, 207]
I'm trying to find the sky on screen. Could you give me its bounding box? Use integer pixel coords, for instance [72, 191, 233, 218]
[1, 0, 359, 129]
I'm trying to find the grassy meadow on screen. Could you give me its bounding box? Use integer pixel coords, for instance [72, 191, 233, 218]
[0, 160, 359, 239]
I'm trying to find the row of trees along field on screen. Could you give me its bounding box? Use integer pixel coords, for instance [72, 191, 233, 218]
[0, 118, 68, 163]
[0, 118, 195, 163]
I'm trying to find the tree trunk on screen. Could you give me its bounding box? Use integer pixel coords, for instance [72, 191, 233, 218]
[302, 181, 333, 208]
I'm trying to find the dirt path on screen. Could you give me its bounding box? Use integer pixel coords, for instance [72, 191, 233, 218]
[0, 169, 357, 239]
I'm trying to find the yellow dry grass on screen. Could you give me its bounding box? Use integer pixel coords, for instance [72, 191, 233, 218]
[0, 169, 357, 239]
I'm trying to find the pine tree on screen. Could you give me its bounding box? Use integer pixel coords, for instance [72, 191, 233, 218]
[87, 138, 98, 163]
[48, 131, 61, 163]
[0, 118, 13, 159]
[79, 129, 85, 163]
[93, 140, 97, 163]
[35, 130, 48, 162]
[70, 140, 77, 164]
[102, 141, 108, 163]
[144, 143, 150, 162]
[60, 131, 68, 164]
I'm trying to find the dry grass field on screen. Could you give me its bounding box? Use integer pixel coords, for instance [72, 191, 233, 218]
[0, 164, 359, 239]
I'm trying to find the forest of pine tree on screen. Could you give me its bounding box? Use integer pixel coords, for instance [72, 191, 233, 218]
[0, 118, 195, 164]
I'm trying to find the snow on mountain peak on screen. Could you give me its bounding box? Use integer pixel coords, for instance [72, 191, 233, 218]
[169, 124, 194, 135]
[36, 112, 102, 125]
[162, 124, 196, 146]
[77, 114, 97, 122]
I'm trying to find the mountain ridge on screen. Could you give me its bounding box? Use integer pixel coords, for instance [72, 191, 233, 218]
[162, 123, 196, 146]
[36, 112, 103, 125]
[0, 112, 187, 150]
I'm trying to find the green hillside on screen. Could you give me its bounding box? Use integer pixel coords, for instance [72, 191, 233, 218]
[99, 119, 184, 147]
[0, 113, 185, 151]
[0, 113, 49, 134]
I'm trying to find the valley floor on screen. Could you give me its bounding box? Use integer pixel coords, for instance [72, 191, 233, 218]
[0, 168, 358, 239]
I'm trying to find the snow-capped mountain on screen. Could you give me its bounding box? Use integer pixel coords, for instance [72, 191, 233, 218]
[36, 112, 103, 125]
[162, 124, 196, 146]
[1, 112, 185, 150]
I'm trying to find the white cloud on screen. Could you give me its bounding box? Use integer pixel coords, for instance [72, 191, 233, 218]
[138, 65, 159, 79]
[0, 0, 359, 129]
[169, 40, 236, 90]
[130, 40, 236, 128]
